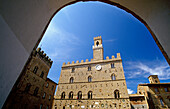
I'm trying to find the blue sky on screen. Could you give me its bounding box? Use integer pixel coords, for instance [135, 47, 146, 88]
[38, 1, 170, 94]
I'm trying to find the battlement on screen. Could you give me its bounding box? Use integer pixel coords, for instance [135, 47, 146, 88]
[35, 48, 53, 67]
[94, 36, 102, 40]
[62, 53, 121, 67]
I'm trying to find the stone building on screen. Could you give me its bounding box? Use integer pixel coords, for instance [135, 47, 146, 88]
[137, 75, 170, 109]
[129, 94, 148, 109]
[3, 48, 57, 109]
[53, 36, 131, 109]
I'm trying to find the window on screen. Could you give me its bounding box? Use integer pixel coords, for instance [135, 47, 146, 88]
[160, 98, 164, 106]
[165, 88, 168, 92]
[46, 106, 49, 109]
[96, 41, 99, 46]
[114, 90, 120, 99]
[33, 66, 38, 74]
[40, 104, 43, 109]
[69, 92, 73, 99]
[77, 91, 82, 99]
[88, 66, 91, 71]
[25, 83, 31, 92]
[61, 92, 65, 99]
[40, 71, 44, 78]
[71, 68, 75, 73]
[88, 76, 92, 82]
[88, 91, 92, 99]
[49, 95, 51, 101]
[155, 88, 158, 92]
[46, 83, 49, 88]
[111, 63, 114, 68]
[70, 77, 74, 83]
[52, 85, 54, 90]
[34, 87, 39, 96]
[111, 74, 116, 80]
[42, 92, 46, 99]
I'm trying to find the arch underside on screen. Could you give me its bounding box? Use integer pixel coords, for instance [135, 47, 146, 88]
[0, 0, 169, 108]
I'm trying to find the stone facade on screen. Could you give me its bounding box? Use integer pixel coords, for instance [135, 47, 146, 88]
[129, 94, 148, 109]
[53, 36, 131, 109]
[137, 75, 170, 109]
[3, 48, 57, 109]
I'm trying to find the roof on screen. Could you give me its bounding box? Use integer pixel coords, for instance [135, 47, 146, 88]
[138, 83, 170, 86]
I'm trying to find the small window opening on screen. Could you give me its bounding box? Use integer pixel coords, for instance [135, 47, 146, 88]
[96, 41, 99, 46]
[88, 76, 92, 82]
[70, 77, 74, 83]
[111, 63, 114, 68]
[88, 66, 91, 71]
[88, 91, 92, 99]
[40, 71, 44, 78]
[33, 66, 38, 74]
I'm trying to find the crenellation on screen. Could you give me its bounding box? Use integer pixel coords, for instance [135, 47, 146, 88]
[112, 55, 115, 59]
[36, 48, 53, 66]
[86, 59, 89, 62]
[63, 62, 66, 65]
[67, 62, 70, 64]
[72, 61, 75, 64]
[117, 53, 121, 59]
[106, 56, 109, 60]
[76, 60, 79, 63]
[81, 60, 84, 63]
[94, 36, 102, 40]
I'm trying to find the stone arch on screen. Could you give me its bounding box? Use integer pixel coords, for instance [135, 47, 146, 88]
[0, 0, 170, 108]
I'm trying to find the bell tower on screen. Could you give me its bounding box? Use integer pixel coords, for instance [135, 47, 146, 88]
[92, 36, 103, 60]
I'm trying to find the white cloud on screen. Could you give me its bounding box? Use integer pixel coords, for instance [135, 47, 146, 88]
[124, 61, 170, 80]
[127, 89, 134, 94]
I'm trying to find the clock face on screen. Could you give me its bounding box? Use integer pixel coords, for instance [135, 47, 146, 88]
[96, 64, 102, 70]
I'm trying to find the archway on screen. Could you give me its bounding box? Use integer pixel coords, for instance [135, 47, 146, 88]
[0, 0, 169, 108]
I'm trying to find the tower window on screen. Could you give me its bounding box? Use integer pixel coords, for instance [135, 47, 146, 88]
[61, 92, 65, 99]
[88, 76, 92, 82]
[33, 66, 38, 74]
[114, 90, 120, 99]
[88, 66, 91, 71]
[70, 77, 74, 83]
[46, 83, 49, 88]
[111, 63, 114, 68]
[160, 98, 164, 106]
[40, 104, 43, 109]
[111, 74, 116, 80]
[49, 95, 51, 100]
[96, 41, 99, 46]
[88, 91, 92, 99]
[40, 71, 44, 78]
[34, 87, 39, 96]
[165, 88, 168, 92]
[77, 91, 82, 99]
[71, 68, 75, 73]
[69, 91, 73, 99]
[42, 92, 46, 99]
[25, 83, 31, 92]
[155, 88, 158, 92]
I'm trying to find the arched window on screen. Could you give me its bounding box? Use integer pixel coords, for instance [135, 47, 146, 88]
[40, 71, 44, 78]
[77, 91, 82, 99]
[88, 91, 92, 99]
[111, 74, 116, 80]
[33, 66, 38, 74]
[70, 77, 74, 83]
[33, 87, 39, 96]
[72, 68, 75, 73]
[88, 76, 92, 82]
[114, 90, 120, 99]
[61, 92, 65, 99]
[25, 83, 31, 92]
[69, 91, 73, 99]
[96, 41, 99, 46]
